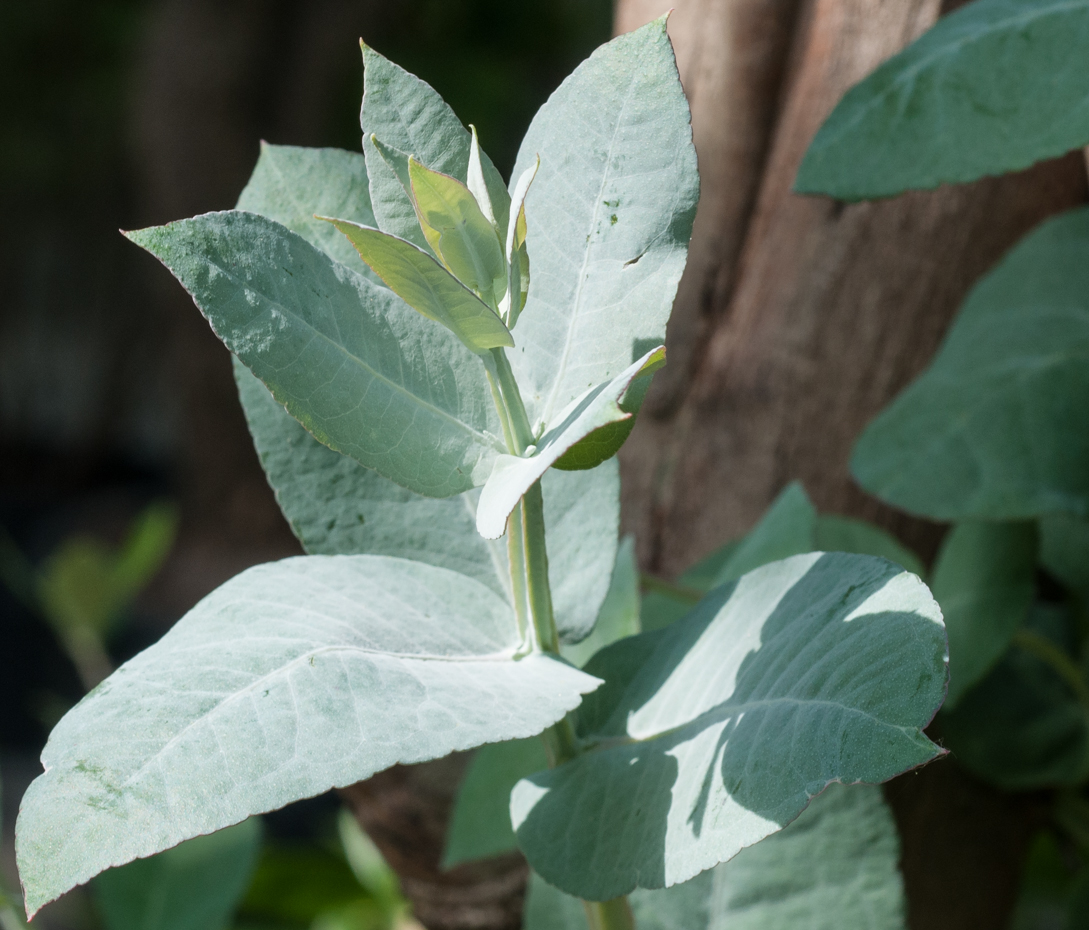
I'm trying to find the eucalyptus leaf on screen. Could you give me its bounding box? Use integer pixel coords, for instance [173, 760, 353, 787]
[852, 207, 1089, 521]
[1040, 513, 1089, 596]
[476, 346, 665, 539]
[127, 211, 503, 499]
[524, 784, 906, 930]
[796, 0, 1089, 200]
[233, 362, 619, 643]
[513, 552, 947, 900]
[93, 819, 261, 930]
[321, 218, 513, 352]
[15, 555, 601, 914]
[508, 16, 698, 427]
[933, 521, 1037, 708]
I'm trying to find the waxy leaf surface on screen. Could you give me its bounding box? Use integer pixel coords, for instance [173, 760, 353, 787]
[128, 211, 503, 498]
[852, 208, 1089, 520]
[512, 552, 946, 900]
[234, 363, 619, 643]
[16, 555, 600, 914]
[508, 17, 698, 427]
[796, 0, 1089, 199]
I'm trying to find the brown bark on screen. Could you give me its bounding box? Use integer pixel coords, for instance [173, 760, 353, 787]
[615, 1, 1089, 928]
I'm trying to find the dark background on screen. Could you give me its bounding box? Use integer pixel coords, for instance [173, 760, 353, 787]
[0, 0, 611, 922]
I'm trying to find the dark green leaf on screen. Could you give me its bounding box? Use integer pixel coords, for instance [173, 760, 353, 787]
[814, 515, 925, 578]
[1041, 513, 1089, 596]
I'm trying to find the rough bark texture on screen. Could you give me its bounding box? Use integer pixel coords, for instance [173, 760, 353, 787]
[615, 1, 1089, 929]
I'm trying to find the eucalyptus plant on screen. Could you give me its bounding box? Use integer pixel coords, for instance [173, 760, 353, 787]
[15, 18, 949, 930]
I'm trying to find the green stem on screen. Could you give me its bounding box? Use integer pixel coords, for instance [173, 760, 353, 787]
[490, 348, 533, 452]
[582, 898, 635, 930]
[1012, 628, 1089, 708]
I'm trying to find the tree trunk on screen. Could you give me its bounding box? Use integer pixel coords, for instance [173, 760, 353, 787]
[616, 1, 1088, 929]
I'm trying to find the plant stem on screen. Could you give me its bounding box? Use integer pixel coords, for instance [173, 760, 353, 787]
[490, 348, 533, 452]
[582, 898, 635, 930]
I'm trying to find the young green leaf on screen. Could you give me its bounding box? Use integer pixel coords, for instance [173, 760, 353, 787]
[127, 211, 503, 498]
[321, 217, 513, 352]
[234, 361, 621, 643]
[507, 16, 699, 427]
[93, 820, 261, 930]
[407, 156, 507, 306]
[852, 207, 1089, 521]
[15, 555, 601, 916]
[933, 521, 1037, 708]
[476, 346, 665, 539]
[360, 44, 508, 245]
[523, 784, 907, 930]
[500, 157, 537, 329]
[513, 552, 947, 900]
[796, 0, 1089, 200]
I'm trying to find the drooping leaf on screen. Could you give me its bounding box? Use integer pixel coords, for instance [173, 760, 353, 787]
[127, 211, 503, 499]
[93, 819, 261, 930]
[523, 784, 906, 930]
[814, 515, 925, 579]
[1040, 513, 1089, 596]
[932, 521, 1037, 708]
[235, 142, 382, 280]
[15, 555, 600, 914]
[321, 218, 513, 352]
[796, 0, 1089, 200]
[407, 157, 506, 306]
[941, 604, 1089, 790]
[476, 347, 665, 539]
[852, 207, 1089, 521]
[512, 552, 947, 900]
[508, 16, 698, 428]
[232, 363, 619, 643]
[360, 44, 508, 247]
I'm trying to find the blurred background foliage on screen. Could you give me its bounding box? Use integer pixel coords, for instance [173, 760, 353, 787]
[0, 1, 611, 926]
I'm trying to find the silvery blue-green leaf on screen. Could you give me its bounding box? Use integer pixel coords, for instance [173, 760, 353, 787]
[933, 521, 1037, 708]
[15, 555, 601, 915]
[524, 784, 906, 930]
[562, 535, 641, 668]
[321, 218, 513, 352]
[852, 207, 1089, 521]
[235, 143, 381, 281]
[1040, 513, 1089, 596]
[93, 820, 261, 930]
[360, 44, 508, 247]
[476, 347, 665, 539]
[508, 16, 699, 427]
[512, 552, 947, 900]
[233, 362, 619, 643]
[442, 737, 549, 869]
[407, 156, 507, 307]
[127, 211, 502, 499]
[364, 136, 431, 253]
[941, 605, 1089, 790]
[467, 125, 509, 233]
[814, 515, 925, 579]
[500, 157, 537, 329]
[711, 482, 816, 586]
[795, 0, 1089, 200]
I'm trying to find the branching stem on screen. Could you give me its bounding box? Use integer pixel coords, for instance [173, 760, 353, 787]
[582, 898, 635, 930]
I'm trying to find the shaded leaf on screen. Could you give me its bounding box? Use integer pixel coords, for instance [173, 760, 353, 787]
[507, 17, 698, 428]
[814, 515, 925, 579]
[711, 482, 815, 586]
[562, 535, 641, 669]
[322, 218, 513, 352]
[16, 555, 600, 914]
[1040, 513, 1089, 596]
[513, 552, 946, 900]
[933, 521, 1037, 708]
[796, 0, 1089, 200]
[127, 211, 503, 499]
[852, 208, 1089, 521]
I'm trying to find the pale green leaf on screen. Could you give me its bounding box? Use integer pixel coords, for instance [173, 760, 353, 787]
[562, 535, 641, 668]
[524, 784, 906, 930]
[507, 17, 699, 427]
[321, 218, 513, 352]
[233, 362, 619, 643]
[127, 211, 502, 498]
[500, 157, 537, 329]
[360, 44, 508, 246]
[512, 552, 947, 900]
[1040, 513, 1089, 595]
[16, 555, 601, 914]
[814, 516, 925, 579]
[407, 156, 506, 307]
[235, 143, 381, 280]
[476, 347, 665, 539]
[796, 0, 1089, 200]
[467, 125, 505, 231]
[93, 820, 261, 930]
[933, 521, 1037, 708]
[711, 482, 816, 586]
[852, 207, 1089, 520]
